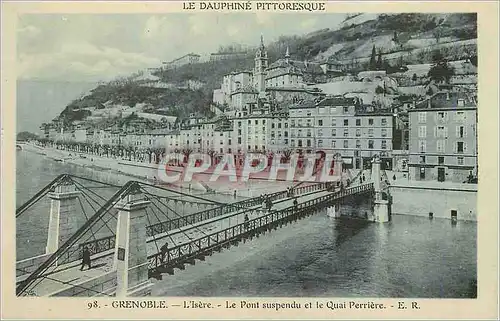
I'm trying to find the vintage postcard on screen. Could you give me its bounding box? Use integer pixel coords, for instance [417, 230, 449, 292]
[1, 0, 498, 320]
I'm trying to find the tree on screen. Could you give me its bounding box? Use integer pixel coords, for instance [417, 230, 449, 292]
[369, 45, 377, 70]
[412, 73, 418, 82]
[433, 27, 443, 44]
[428, 50, 455, 84]
[376, 51, 383, 70]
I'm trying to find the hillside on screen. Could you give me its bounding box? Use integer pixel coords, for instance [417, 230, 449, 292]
[56, 12, 477, 127]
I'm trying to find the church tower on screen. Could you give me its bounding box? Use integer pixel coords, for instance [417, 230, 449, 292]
[254, 35, 268, 96]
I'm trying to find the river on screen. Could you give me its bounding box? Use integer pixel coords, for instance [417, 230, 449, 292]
[15, 150, 477, 298]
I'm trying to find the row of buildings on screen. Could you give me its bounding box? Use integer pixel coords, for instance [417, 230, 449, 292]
[42, 37, 477, 183]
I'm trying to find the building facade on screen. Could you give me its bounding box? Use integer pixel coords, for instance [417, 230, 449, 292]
[408, 91, 477, 183]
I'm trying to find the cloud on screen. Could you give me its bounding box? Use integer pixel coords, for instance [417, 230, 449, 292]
[17, 13, 346, 82]
[17, 25, 41, 38]
[18, 41, 160, 81]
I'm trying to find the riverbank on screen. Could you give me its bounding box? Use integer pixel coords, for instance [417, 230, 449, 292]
[20, 143, 478, 221]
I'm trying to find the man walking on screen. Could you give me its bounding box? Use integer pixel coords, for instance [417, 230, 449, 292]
[160, 242, 169, 262]
[80, 246, 91, 271]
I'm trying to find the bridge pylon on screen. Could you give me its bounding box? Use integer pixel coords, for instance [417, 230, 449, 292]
[371, 155, 390, 223]
[113, 182, 152, 297]
[46, 176, 82, 256]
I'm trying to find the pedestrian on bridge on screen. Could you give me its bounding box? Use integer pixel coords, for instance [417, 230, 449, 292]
[244, 214, 249, 230]
[160, 242, 169, 262]
[80, 247, 91, 271]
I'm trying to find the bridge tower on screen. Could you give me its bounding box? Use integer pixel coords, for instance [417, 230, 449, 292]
[113, 183, 152, 297]
[371, 155, 390, 223]
[46, 176, 82, 255]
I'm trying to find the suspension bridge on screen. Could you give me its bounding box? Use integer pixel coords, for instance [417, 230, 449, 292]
[15, 156, 391, 297]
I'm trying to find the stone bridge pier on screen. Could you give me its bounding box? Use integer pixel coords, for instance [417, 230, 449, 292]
[113, 184, 153, 297]
[326, 156, 391, 223]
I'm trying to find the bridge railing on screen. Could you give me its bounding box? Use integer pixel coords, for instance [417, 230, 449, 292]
[148, 182, 373, 273]
[55, 235, 116, 265]
[145, 182, 331, 237]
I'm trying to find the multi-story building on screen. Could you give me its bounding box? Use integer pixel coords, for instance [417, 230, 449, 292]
[162, 53, 200, 70]
[408, 91, 477, 182]
[209, 51, 248, 62]
[289, 96, 394, 169]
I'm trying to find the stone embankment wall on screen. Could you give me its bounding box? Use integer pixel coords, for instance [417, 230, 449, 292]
[389, 185, 477, 221]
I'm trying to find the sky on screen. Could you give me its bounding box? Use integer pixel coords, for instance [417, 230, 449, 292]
[17, 13, 346, 82]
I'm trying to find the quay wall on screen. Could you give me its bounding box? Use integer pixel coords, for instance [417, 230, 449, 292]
[389, 184, 477, 221]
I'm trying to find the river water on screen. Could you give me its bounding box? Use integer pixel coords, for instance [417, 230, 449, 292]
[16, 150, 477, 298]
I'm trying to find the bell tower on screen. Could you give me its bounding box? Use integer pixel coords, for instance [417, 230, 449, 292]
[254, 35, 268, 96]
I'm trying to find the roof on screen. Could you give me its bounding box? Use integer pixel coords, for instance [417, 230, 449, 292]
[413, 91, 477, 110]
[316, 96, 358, 107]
[267, 59, 324, 75]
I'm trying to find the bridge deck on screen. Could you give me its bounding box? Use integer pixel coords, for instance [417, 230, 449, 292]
[18, 252, 114, 297]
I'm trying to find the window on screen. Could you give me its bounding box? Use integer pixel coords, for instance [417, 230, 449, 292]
[291, 119, 295, 126]
[418, 112, 427, 123]
[437, 140, 446, 153]
[291, 140, 295, 147]
[331, 118, 337, 126]
[271, 132, 275, 138]
[318, 119, 323, 126]
[457, 142, 464, 153]
[298, 129, 303, 136]
[330, 107, 337, 114]
[381, 128, 387, 137]
[318, 129, 323, 136]
[254, 120, 258, 125]
[318, 139, 323, 147]
[297, 119, 302, 127]
[307, 130, 312, 137]
[332, 140, 336, 148]
[344, 119, 349, 126]
[343, 129, 349, 137]
[437, 112, 447, 123]
[343, 106, 349, 114]
[319, 107, 325, 114]
[418, 126, 427, 138]
[381, 140, 387, 149]
[419, 140, 426, 153]
[284, 139, 288, 144]
[228, 139, 232, 145]
[278, 123, 282, 129]
[262, 120, 266, 125]
[356, 129, 361, 137]
[368, 140, 374, 149]
[457, 156, 464, 165]
[306, 112, 312, 116]
[455, 111, 466, 122]
[458, 99, 465, 107]
[248, 120, 251, 124]
[368, 129, 374, 137]
[438, 156, 445, 164]
[343, 140, 348, 148]
[238, 121, 241, 127]
[356, 119, 361, 126]
[284, 131, 288, 137]
[457, 126, 465, 138]
[368, 118, 374, 125]
[298, 140, 303, 147]
[307, 140, 311, 147]
[238, 137, 241, 144]
[262, 127, 265, 132]
[356, 140, 361, 148]
[284, 123, 288, 128]
[271, 123, 275, 129]
[420, 156, 426, 163]
[332, 129, 337, 137]
[381, 118, 387, 126]
[436, 126, 447, 138]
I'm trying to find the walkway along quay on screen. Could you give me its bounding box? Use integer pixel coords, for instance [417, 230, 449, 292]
[15, 157, 391, 297]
